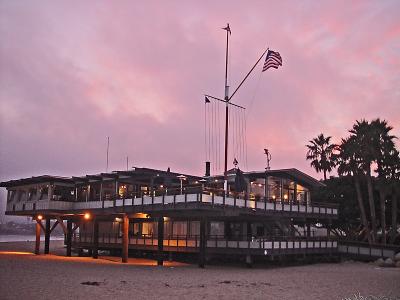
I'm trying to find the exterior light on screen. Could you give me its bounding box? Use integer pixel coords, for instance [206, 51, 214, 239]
[272, 195, 276, 200]
[284, 194, 288, 200]
[160, 185, 164, 188]
[195, 181, 199, 184]
[214, 179, 218, 182]
[37, 215, 43, 221]
[115, 217, 122, 222]
[83, 213, 91, 220]
[258, 184, 262, 187]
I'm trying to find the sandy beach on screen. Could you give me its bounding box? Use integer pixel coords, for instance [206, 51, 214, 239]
[0, 241, 399, 300]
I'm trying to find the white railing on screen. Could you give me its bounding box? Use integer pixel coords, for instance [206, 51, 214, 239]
[6, 193, 338, 216]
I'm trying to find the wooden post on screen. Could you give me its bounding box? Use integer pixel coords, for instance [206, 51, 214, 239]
[66, 220, 72, 257]
[92, 219, 99, 259]
[199, 218, 206, 268]
[247, 222, 252, 241]
[44, 218, 51, 254]
[122, 214, 129, 263]
[35, 220, 41, 255]
[157, 217, 164, 266]
[245, 254, 253, 268]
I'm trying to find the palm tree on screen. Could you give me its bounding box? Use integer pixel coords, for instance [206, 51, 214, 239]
[348, 120, 378, 242]
[336, 136, 371, 243]
[306, 134, 337, 181]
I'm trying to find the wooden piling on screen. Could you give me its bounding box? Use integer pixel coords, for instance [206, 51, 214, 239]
[35, 221, 41, 255]
[92, 219, 99, 259]
[199, 218, 206, 268]
[122, 215, 129, 263]
[66, 220, 72, 257]
[157, 217, 164, 266]
[44, 218, 51, 254]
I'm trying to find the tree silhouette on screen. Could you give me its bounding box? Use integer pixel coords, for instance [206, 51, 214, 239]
[306, 133, 336, 181]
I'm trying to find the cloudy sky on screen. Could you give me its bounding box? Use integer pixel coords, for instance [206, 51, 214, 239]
[1, 0, 399, 204]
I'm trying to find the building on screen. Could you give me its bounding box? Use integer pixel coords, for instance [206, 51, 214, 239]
[1, 166, 338, 267]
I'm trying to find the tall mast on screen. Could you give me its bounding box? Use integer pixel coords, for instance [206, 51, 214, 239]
[223, 24, 230, 193]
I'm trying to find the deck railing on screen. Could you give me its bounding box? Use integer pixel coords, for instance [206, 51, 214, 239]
[7, 188, 338, 216]
[73, 232, 338, 252]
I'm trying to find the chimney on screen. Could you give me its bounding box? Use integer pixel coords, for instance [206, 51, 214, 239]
[205, 161, 210, 177]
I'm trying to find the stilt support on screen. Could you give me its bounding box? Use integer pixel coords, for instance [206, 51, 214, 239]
[199, 218, 206, 268]
[157, 217, 164, 266]
[66, 220, 72, 257]
[245, 254, 253, 268]
[35, 220, 41, 255]
[92, 219, 99, 259]
[44, 218, 51, 254]
[122, 214, 129, 263]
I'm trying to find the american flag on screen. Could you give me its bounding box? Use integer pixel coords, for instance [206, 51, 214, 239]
[262, 50, 282, 72]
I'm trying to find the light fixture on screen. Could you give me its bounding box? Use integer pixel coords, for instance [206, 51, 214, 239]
[36, 215, 43, 221]
[214, 179, 218, 182]
[283, 194, 288, 200]
[115, 217, 122, 222]
[272, 195, 276, 200]
[83, 213, 91, 220]
[160, 185, 164, 188]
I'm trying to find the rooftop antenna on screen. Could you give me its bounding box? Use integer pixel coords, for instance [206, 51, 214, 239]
[205, 23, 269, 195]
[264, 148, 272, 170]
[126, 156, 129, 171]
[106, 136, 110, 172]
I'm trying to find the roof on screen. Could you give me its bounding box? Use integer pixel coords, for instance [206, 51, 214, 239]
[0, 167, 202, 188]
[245, 168, 325, 189]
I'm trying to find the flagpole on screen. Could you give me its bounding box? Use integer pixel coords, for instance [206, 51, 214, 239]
[223, 24, 230, 194]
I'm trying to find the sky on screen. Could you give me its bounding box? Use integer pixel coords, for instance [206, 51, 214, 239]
[1, 1, 400, 218]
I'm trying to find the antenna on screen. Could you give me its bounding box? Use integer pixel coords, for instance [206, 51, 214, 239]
[126, 156, 129, 171]
[106, 136, 109, 172]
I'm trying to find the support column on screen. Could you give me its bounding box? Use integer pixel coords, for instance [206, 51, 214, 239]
[35, 220, 41, 255]
[66, 220, 72, 257]
[157, 217, 164, 266]
[306, 223, 311, 237]
[44, 218, 51, 254]
[245, 254, 253, 268]
[122, 214, 129, 263]
[92, 219, 99, 259]
[247, 222, 252, 241]
[199, 218, 206, 268]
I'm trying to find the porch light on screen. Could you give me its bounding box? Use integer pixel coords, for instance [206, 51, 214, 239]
[36, 215, 43, 221]
[272, 195, 276, 200]
[83, 213, 91, 220]
[283, 194, 288, 200]
[115, 217, 122, 222]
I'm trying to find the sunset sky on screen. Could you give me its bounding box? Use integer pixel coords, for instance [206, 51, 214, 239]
[1, 0, 399, 204]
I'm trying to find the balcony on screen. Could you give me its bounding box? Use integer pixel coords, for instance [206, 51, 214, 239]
[6, 192, 338, 217]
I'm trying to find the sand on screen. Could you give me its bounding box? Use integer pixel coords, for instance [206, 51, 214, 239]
[0, 241, 399, 300]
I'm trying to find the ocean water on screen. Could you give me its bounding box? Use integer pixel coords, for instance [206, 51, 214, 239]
[0, 235, 64, 242]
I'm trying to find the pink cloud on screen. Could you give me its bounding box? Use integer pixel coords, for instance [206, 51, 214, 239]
[0, 0, 399, 188]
